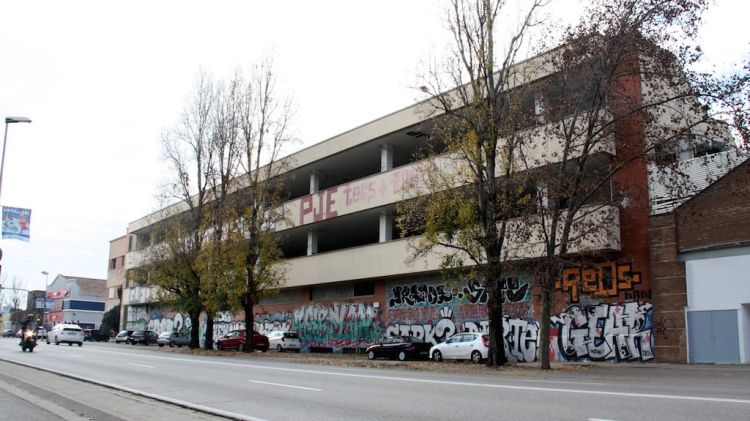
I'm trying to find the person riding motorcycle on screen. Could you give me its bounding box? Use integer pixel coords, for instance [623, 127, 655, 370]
[19, 314, 37, 347]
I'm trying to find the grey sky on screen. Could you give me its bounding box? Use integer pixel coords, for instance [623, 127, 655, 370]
[0, 0, 746, 294]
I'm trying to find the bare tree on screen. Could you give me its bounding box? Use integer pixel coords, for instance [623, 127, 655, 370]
[139, 71, 216, 349]
[399, 0, 547, 367]
[233, 58, 294, 353]
[519, 0, 749, 369]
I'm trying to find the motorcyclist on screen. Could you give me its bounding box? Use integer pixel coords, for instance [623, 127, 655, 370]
[20, 314, 35, 343]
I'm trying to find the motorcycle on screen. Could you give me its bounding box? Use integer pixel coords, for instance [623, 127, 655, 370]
[20, 329, 37, 352]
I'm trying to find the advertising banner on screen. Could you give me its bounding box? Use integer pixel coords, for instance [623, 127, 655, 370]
[1, 207, 31, 241]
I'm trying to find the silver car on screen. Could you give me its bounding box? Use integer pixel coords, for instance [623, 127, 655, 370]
[157, 331, 190, 348]
[267, 331, 301, 352]
[429, 333, 489, 363]
[47, 324, 84, 346]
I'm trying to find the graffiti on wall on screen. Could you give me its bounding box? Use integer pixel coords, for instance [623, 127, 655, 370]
[556, 262, 643, 303]
[253, 302, 383, 352]
[550, 301, 653, 362]
[126, 305, 192, 336]
[388, 277, 531, 317]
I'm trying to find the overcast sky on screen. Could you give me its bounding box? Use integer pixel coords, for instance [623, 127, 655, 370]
[0, 0, 747, 294]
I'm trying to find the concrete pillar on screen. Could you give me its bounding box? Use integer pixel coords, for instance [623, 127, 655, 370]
[379, 212, 393, 243]
[309, 170, 320, 194]
[307, 230, 318, 256]
[380, 144, 393, 172]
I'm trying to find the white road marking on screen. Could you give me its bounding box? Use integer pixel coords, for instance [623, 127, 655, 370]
[128, 363, 155, 369]
[65, 355, 83, 358]
[589, 419, 620, 421]
[250, 380, 322, 392]
[62, 347, 750, 405]
[522, 379, 605, 386]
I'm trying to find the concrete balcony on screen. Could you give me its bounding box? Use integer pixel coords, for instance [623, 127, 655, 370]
[277, 110, 615, 232]
[283, 204, 620, 288]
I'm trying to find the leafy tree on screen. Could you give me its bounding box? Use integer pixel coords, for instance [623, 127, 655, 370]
[230, 58, 292, 353]
[399, 0, 546, 367]
[136, 71, 216, 349]
[100, 305, 120, 337]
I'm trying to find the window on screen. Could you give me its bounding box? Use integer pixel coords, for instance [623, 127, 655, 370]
[109, 258, 117, 270]
[353, 282, 374, 297]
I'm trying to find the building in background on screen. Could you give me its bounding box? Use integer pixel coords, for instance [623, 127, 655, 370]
[107, 234, 132, 330]
[46, 275, 106, 329]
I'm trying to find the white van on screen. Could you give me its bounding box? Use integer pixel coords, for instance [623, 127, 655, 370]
[46, 324, 84, 346]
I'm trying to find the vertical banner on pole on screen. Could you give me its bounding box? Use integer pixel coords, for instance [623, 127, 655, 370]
[2, 206, 31, 241]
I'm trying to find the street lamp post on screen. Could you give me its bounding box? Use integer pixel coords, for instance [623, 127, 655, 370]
[41, 271, 49, 330]
[1, 116, 32, 201]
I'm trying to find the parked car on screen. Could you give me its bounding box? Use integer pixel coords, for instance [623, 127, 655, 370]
[366, 335, 432, 361]
[216, 329, 269, 352]
[129, 330, 159, 345]
[1, 328, 14, 337]
[430, 333, 489, 363]
[46, 324, 84, 346]
[267, 331, 301, 352]
[83, 329, 110, 342]
[157, 331, 191, 348]
[115, 330, 133, 344]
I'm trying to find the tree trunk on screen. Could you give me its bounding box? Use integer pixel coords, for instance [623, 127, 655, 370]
[204, 312, 214, 350]
[486, 269, 506, 366]
[539, 284, 552, 370]
[243, 297, 254, 353]
[189, 309, 201, 349]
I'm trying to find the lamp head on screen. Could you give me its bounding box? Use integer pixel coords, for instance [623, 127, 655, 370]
[5, 117, 32, 124]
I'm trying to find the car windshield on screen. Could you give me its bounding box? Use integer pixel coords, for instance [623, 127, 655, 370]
[283, 332, 299, 339]
[404, 336, 422, 343]
[159, 332, 172, 338]
[63, 328, 81, 332]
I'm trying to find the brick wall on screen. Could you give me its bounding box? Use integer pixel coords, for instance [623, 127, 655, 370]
[675, 161, 750, 251]
[649, 214, 687, 363]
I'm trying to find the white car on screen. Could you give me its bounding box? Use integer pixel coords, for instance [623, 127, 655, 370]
[430, 332, 489, 363]
[46, 324, 84, 346]
[267, 331, 301, 352]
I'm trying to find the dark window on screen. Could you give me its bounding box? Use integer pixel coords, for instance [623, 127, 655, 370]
[110, 258, 117, 270]
[353, 282, 374, 297]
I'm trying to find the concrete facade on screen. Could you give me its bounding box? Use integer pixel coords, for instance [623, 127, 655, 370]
[119, 48, 738, 363]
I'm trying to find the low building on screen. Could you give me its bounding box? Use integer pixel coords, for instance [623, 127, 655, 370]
[650, 157, 750, 363]
[46, 275, 106, 330]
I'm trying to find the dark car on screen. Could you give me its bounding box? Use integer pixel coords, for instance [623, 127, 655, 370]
[129, 330, 158, 345]
[366, 335, 432, 361]
[216, 329, 269, 352]
[83, 329, 110, 342]
[1, 328, 14, 337]
[115, 330, 133, 344]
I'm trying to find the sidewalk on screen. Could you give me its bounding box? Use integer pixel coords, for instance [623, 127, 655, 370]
[0, 360, 235, 421]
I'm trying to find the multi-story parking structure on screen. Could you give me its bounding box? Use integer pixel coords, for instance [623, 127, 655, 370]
[119, 47, 736, 363]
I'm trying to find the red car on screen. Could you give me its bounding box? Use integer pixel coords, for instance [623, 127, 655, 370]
[216, 329, 269, 352]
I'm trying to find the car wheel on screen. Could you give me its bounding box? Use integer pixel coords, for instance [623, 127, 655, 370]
[159, 344, 164, 347]
[55, 339, 59, 345]
[238, 343, 245, 352]
[432, 350, 443, 362]
[217, 342, 224, 351]
[398, 351, 407, 361]
[368, 350, 376, 360]
[46, 339, 50, 345]
[68, 342, 72, 346]
[21, 346, 26, 352]
[170, 341, 175, 348]
[78, 342, 82, 347]
[471, 350, 482, 364]
[132, 341, 136, 345]
[295, 349, 301, 353]
[276, 344, 283, 352]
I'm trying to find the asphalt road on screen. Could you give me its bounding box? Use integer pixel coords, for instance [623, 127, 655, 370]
[0, 338, 748, 421]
